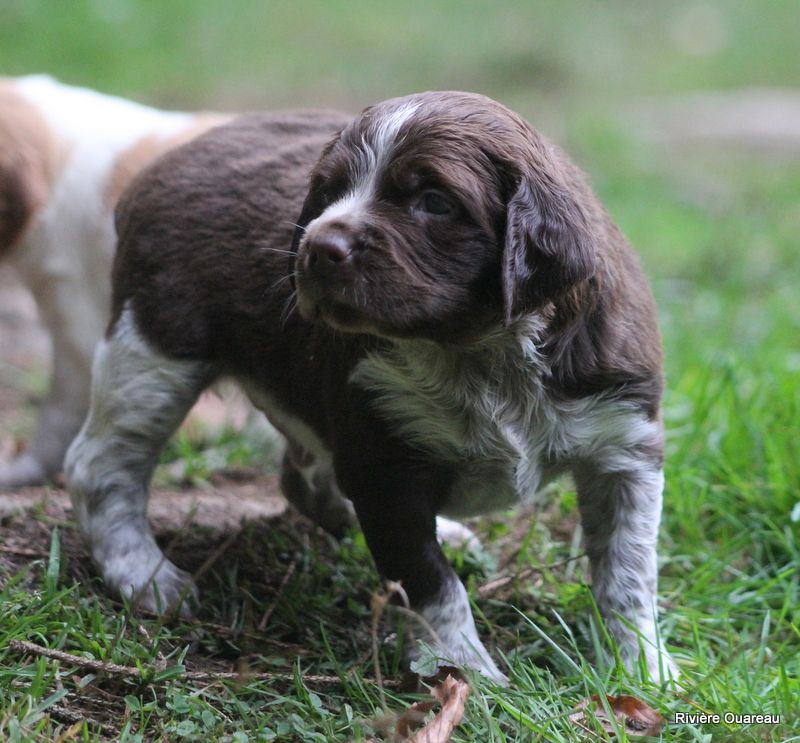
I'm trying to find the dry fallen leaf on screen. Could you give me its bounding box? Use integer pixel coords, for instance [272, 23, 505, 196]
[570, 694, 665, 737]
[411, 673, 470, 743]
[395, 699, 437, 738]
[368, 671, 471, 743]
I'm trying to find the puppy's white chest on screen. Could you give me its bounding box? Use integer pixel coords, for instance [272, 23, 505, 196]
[352, 334, 554, 516]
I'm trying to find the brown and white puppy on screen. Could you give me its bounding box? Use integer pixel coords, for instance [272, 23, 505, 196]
[0, 75, 228, 487]
[66, 92, 677, 684]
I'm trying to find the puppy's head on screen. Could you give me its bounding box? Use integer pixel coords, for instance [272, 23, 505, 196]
[292, 91, 597, 340]
[0, 81, 58, 255]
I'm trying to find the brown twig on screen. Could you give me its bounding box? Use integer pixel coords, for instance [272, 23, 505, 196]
[9, 639, 399, 687]
[257, 557, 297, 631]
[369, 581, 449, 710]
[476, 553, 585, 598]
[11, 640, 143, 677]
[0, 545, 49, 558]
[186, 528, 241, 589]
[48, 703, 117, 738]
[371, 581, 409, 707]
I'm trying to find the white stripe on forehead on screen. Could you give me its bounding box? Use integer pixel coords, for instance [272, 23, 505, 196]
[362, 100, 421, 172]
[306, 101, 420, 232]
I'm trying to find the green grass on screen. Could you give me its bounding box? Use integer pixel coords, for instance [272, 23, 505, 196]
[1, 2, 799, 741]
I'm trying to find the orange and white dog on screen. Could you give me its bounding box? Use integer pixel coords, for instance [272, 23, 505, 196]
[0, 75, 229, 487]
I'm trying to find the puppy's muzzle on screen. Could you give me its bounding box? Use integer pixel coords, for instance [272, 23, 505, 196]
[296, 224, 367, 327]
[306, 228, 355, 273]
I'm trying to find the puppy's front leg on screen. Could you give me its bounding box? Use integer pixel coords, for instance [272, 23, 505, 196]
[339, 450, 506, 684]
[573, 446, 678, 682]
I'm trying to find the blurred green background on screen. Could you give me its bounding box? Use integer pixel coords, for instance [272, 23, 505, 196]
[1, 0, 797, 108]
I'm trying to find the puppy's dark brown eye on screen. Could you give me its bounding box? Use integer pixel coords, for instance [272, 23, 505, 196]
[418, 190, 454, 216]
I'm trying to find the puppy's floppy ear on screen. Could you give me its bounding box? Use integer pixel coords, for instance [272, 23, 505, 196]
[502, 167, 597, 323]
[0, 153, 48, 255]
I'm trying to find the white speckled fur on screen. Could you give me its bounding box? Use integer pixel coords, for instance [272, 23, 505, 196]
[351, 318, 657, 513]
[412, 575, 507, 684]
[351, 315, 675, 681]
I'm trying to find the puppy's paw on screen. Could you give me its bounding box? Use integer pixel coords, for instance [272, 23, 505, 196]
[414, 577, 508, 685]
[642, 646, 681, 686]
[102, 547, 198, 618]
[279, 460, 357, 538]
[407, 636, 508, 686]
[310, 494, 357, 538]
[0, 453, 49, 489]
[435, 516, 480, 549]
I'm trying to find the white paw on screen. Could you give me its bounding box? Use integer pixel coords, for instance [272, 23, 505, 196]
[101, 545, 198, 617]
[435, 516, 480, 549]
[408, 637, 509, 686]
[614, 613, 681, 685]
[0, 453, 49, 489]
[641, 646, 681, 685]
[415, 577, 508, 685]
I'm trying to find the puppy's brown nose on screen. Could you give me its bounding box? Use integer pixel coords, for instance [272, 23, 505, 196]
[307, 232, 352, 270]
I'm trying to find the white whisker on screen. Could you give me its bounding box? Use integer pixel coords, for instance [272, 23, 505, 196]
[264, 273, 294, 296]
[259, 246, 297, 256]
[280, 289, 299, 328]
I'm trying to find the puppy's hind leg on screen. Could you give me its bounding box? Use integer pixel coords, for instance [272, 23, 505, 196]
[279, 441, 477, 547]
[65, 307, 214, 617]
[279, 441, 356, 538]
